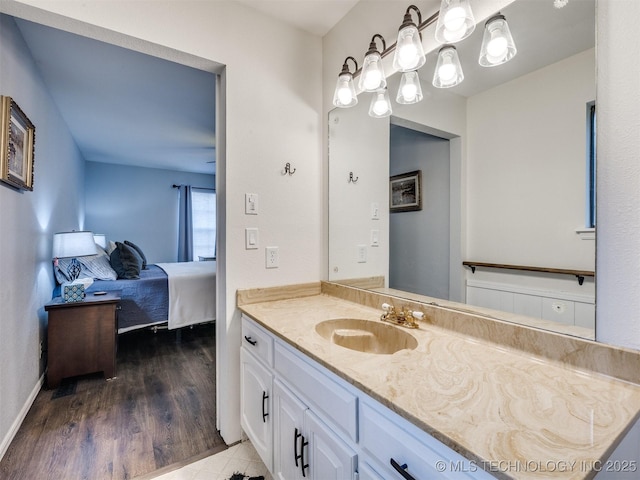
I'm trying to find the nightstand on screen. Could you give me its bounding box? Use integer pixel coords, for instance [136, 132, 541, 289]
[44, 291, 120, 388]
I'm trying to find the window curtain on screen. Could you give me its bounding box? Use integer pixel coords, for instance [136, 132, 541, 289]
[177, 185, 193, 262]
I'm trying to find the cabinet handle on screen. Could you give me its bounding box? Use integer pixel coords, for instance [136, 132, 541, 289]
[294, 428, 302, 467]
[300, 434, 309, 478]
[244, 335, 257, 346]
[390, 458, 416, 480]
[261, 391, 269, 422]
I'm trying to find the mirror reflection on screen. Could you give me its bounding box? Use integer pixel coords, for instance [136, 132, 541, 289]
[328, 0, 596, 339]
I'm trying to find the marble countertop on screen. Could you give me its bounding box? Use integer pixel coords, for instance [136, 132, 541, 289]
[239, 292, 640, 480]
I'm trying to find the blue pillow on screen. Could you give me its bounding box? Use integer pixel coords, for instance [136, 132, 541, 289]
[124, 240, 148, 269]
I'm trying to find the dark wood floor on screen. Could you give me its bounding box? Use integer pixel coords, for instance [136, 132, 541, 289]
[0, 323, 227, 480]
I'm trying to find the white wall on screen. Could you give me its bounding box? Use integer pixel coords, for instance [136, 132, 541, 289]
[85, 161, 214, 263]
[1, 0, 323, 444]
[596, 0, 640, 350]
[0, 14, 86, 457]
[389, 127, 450, 298]
[466, 48, 596, 270]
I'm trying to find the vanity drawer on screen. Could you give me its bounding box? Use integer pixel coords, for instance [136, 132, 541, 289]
[360, 399, 493, 480]
[241, 315, 274, 367]
[274, 341, 357, 443]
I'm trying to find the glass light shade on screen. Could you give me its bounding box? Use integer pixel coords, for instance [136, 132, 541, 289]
[396, 71, 424, 104]
[435, 0, 476, 44]
[359, 52, 386, 92]
[52, 231, 97, 258]
[368, 88, 392, 118]
[333, 72, 358, 108]
[93, 233, 107, 249]
[479, 15, 517, 67]
[392, 25, 426, 72]
[433, 46, 464, 88]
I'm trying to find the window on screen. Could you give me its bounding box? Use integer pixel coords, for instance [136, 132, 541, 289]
[587, 103, 596, 228]
[191, 188, 216, 260]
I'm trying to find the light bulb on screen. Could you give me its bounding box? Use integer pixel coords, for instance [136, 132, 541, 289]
[337, 84, 353, 105]
[401, 83, 418, 102]
[486, 36, 508, 64]
[443, 6, 466, 32]
[438, 62, 456, 83]
[363, 67, 383, 91]
[397, 36, 419, 70]
[373, 98, 389, 116]
[479, 15, 517, 67]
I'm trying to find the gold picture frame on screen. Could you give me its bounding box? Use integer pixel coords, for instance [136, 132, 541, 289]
[0, 96, 35, 191]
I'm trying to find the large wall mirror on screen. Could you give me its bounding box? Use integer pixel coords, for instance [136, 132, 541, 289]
[328, 0, 596, 339]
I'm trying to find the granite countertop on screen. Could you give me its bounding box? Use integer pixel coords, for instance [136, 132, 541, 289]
[239, 292, 640, 480]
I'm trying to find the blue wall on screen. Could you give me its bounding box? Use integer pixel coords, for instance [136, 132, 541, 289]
[85, 161, 214, 263]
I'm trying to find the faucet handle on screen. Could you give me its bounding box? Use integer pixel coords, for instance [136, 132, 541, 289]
[382, 303, 394, 312]
[412, 311, 424, 320]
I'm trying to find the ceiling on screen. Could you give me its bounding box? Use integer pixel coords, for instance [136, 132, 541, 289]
[11, 0, 593, 176]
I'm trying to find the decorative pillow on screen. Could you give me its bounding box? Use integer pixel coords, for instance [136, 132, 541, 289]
[106, 240, 117, 255]
[110, 241, 142, 279]
[80, 253, 117, 281]
[124, 240, 148, 269]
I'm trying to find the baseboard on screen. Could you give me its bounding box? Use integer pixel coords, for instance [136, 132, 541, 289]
[0, 372, 45, 461]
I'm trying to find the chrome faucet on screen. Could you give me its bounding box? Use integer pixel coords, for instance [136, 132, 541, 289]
[380, 303, 423, 329]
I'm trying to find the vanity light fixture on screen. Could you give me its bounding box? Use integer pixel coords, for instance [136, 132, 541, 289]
[396, 71, 424, 104]
[392, 5, 427, 73]
[435, 0, 476, 44]
[478, 14, 517, 67]
[359, 34, 387, 92]
[332, 56, 359, 108]
[433, 45, 464, 88]
[369, 88, 393, 118]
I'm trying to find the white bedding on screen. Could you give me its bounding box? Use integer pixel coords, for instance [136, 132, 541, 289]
[156, 261, 216, 329]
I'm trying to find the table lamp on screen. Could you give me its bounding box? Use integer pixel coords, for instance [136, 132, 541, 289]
[52, 231, 97, 282]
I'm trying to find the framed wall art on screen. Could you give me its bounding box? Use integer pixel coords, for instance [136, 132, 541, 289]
[1, 96, 35, 191]
[390, 169, 422, 212]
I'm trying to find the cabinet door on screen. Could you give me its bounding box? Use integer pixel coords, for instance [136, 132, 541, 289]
[240, 348, 273, 471]
[273, 379, 307, 480]
[304, 410, 357, 480]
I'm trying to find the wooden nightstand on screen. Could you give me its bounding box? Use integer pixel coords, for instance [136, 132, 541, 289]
[44, 291, 120, 388]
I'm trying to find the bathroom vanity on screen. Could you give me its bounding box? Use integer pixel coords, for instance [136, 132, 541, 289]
[238, 282, 640, 479]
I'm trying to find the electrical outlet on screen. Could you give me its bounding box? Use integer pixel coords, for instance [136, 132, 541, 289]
[266, 246, 279, 268]
[357, 244, 367, 263]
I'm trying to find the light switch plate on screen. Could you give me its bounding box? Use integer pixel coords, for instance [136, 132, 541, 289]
[371, 230, 379, 247]
[245, 228, 259, 250]
[245, 193, 258, 215]
[371, 202, 380, 220]
[357, 244, 367, 263]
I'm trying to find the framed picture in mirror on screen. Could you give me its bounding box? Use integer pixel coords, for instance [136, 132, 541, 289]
[390, 170, 422, 212]
[0, 96, 35, 191]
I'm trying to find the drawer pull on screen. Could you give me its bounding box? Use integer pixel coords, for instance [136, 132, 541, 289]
[262, 391, 269, 422]
[300, 435, 309, 477]
[294, 428, 302, 467]
[390, 458, 416, 480]
[244, 335, 257, 346]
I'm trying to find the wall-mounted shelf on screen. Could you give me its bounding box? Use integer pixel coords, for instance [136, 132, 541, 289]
[462, 261, 595, 286]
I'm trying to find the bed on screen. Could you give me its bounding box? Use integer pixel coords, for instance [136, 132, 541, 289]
[58, 261, 216, 333]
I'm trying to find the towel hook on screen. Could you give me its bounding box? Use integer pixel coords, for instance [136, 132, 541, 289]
[283, 162, 296, 175]
[348, 172, 359, 183]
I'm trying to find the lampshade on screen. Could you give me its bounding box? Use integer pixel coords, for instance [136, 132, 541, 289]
[433, 46, 464, 88]
[333, 57, 359, 108]
[392, 6, 426, 73]
[368, 88, 392, 118]
[359, 34, 387, 92]
[53, 231, 97, 258]
[435, 0, 475, 44]
[479, 14, 517, 67]
[93, 233, 107, 249]
[396, 71, 424, 104]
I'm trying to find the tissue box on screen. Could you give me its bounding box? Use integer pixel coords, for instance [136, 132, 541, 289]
[63, 283, 85, 303]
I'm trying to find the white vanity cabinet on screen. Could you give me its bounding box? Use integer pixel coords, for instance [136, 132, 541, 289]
[240, 315, 494, 480]
[240, 317, 275, 471]
[272, 378, 357, 480]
